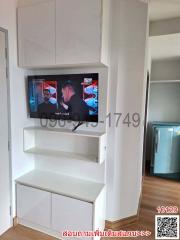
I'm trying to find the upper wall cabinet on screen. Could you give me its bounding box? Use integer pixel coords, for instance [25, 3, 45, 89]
[17, 0, 110, 68]
[18, 0, 56, 67]
[55, 0, 101, 65]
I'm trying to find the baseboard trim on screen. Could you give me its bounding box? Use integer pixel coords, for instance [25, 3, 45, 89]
[13, 217, 18, 227]
[105, 215, 138, 230]
[17, 218, 60, 239]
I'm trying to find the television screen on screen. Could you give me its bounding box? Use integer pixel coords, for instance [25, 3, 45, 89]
[28, 73, 98, 122]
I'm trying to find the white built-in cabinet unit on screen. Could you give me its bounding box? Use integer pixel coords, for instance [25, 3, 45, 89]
[17, 0, 108, 237]
[16, 170, 106, 240]
[17, 0, 110, 68]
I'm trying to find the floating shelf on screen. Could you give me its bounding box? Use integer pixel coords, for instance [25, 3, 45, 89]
[150, 80, 180, 84]
[23, 127, 107, 164]
[24, 126, 106, 137]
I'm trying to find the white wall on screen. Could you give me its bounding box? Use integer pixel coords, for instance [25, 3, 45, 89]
[0, 0, 35, 217]
[150, 18, 180, 36]
[151, 59, 180, 81]
[149, 83, 180, 122]
[106, 0, 148, 221]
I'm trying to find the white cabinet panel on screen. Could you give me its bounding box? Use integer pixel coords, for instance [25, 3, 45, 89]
[52, 193, 93, 233]
[18, 0, 55, 67]
[17, 184, 51, 228]
[99, 134, 107, 164]
[55, 0, 102, 65]
[17, 0, 110, 67]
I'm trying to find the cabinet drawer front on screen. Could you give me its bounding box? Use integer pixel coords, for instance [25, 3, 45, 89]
[52, 194, 93, 233]
[17, 185, 51, 228]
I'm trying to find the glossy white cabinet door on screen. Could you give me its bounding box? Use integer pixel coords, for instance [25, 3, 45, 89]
[55, 0, 102, 65]
[18, 0, 55, 67]
[52, 194, 93, 234]
[17, 185, 51, 228]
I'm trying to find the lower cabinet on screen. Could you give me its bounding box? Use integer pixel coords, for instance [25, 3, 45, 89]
[52, 193, 93, 232]
[17, 185, 51, 228]
[17, 184, 96, 239]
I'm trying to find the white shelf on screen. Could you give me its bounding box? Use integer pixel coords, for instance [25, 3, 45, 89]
[25, 147, 97, 162]
[150, 80, 180, 84]
[24, 127, 106, 138]
[24, 127, 107, 164]
[16, 170, 105, 203]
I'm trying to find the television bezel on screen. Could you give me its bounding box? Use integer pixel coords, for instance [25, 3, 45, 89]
[27, 73, 99, 123]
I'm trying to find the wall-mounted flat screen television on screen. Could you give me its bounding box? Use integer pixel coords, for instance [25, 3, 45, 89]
[28, 73, 98, 122]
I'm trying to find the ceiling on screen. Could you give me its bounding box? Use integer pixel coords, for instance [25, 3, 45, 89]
[149, 0, 180, 21]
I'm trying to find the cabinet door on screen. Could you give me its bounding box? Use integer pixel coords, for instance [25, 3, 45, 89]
[17, 185, 51, 228]
[56, 0, 102, 65]
[52, 194, 93, 234]
[18, 0, 55, 67]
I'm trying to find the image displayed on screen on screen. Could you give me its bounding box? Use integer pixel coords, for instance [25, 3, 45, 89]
[28, 73, 99, 122]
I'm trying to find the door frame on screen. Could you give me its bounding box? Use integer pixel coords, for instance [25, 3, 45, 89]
[0, 27, 13, 227]
[142, 71, 150, 176]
